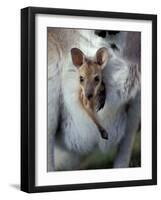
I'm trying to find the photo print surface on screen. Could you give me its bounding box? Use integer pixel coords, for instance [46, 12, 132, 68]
[47, 28, 141, 172]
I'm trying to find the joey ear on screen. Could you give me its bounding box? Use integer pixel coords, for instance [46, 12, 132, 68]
[71, 48, 85, 68]
[96, 47, 108, 69]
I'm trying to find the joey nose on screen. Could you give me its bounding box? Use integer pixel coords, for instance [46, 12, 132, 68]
[86, 93, 93, 100]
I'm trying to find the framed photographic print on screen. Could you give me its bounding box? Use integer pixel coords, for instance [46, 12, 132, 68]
[21, 7, 157, 193]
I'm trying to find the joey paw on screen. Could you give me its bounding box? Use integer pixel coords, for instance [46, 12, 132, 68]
[99, 127, 108, 140]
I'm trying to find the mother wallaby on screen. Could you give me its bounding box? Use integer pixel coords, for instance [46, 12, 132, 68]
[48, 28, 140, 171]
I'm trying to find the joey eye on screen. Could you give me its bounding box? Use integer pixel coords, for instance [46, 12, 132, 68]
[80, 76, 84, 82]
[94, 76, 100, 83]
